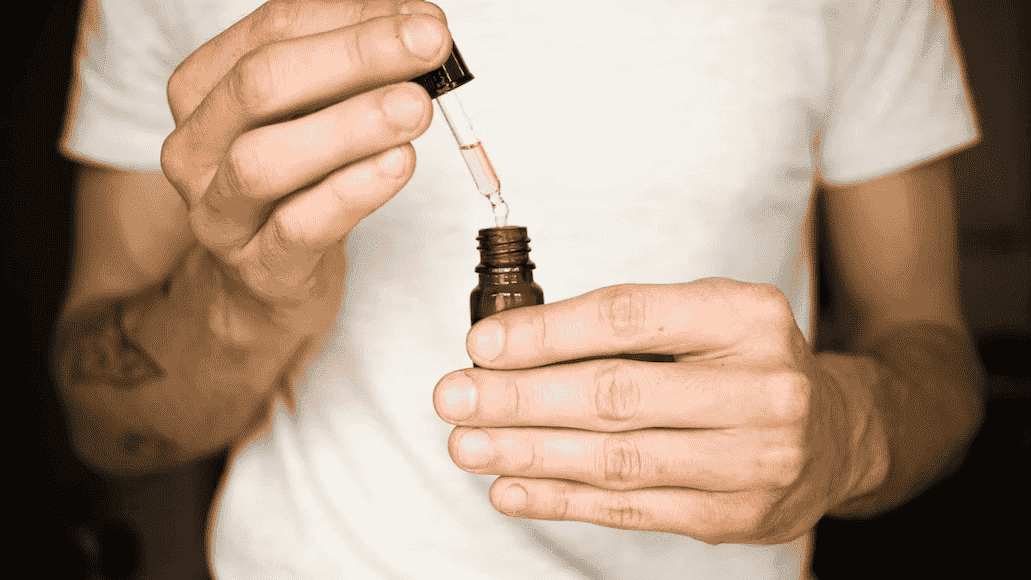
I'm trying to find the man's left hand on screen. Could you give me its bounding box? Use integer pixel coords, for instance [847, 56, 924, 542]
[433, 278, 887, 545]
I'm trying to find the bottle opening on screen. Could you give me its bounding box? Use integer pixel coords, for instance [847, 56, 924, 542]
[476, 226, 534, 268]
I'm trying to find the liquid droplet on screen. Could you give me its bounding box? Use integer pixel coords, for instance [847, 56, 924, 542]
[460, 142, 509, 228]
[488, 193, 509, 228]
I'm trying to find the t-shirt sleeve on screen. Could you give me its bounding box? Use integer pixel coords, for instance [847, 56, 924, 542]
[817, 0, 978, 185]
[61, 0, 203, 172]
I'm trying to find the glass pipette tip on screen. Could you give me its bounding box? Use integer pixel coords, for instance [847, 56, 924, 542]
[435, 91, 509, 227]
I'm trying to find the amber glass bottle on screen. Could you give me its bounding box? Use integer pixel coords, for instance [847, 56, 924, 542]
[470, 226, 544, 327]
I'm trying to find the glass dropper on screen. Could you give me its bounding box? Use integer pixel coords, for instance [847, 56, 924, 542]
[410, 43, 509, 227]
[435, 91, 508, 227]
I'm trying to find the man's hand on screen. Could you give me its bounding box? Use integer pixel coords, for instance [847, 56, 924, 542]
[53, 0, 454, 475]
[433, 279, 888, 545]
[161, 0, 451, 335]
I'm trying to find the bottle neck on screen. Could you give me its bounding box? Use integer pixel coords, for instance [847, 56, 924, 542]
[477, 264, 535, 286]
[475, 226, 534, 284]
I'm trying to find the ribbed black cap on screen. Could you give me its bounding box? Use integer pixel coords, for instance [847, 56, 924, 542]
[476, 226, 535, 270]
[410, 42, 474, 99]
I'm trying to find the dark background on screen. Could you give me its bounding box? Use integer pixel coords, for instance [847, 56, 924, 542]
[4, 1, 1028, 578]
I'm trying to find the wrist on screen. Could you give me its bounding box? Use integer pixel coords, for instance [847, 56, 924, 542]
[821, 323, 985, 518]
[816, 352, 891, 512]
[194, 243, 339, 350]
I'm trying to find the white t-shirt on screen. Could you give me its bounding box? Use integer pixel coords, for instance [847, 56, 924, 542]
[65, 1, 977, 578]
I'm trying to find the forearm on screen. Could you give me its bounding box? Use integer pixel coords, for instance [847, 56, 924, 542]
[52, 243, 313, 476]
[818, 322, 986, 517]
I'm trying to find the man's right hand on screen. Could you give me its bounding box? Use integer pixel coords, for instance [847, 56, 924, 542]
[55, 0, 451, 475]
[161, 0, 451, 336]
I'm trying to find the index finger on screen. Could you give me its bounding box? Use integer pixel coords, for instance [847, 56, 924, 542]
[162, 11, 450, 205]
[167, 0, 445, 123]
[466, 279, 794, 369]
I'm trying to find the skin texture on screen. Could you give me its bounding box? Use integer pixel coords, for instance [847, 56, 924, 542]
[55, 0, 453, 475]
[433, 155, 984, 544]
[56, 0, 983, 555]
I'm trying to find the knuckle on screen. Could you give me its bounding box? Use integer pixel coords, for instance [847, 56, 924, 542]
[166, 67, 189, 123]
[752, 282, 788, 307]
[189, 198, 254, 254]
[736, 502, 767, 537]
[531, 309, 550, 354]
[600, 494, 644, 530]
[229, 49, 280, 117]
[323, 172, 355, 211]
[239, 255, 276, 302]
[266, 213, 300, 258]
[696, 276, 744, 298]
[159, 133, 180, 177]
[159, 134, 189, 201]
[342, 19, 380, 81]
[301, 254, 332, 303]
[355, 1, 393, 25]
[593, 362, 641, 424]
[507, 380, 526, 423]
[258, 230, 285, 275]
[187, 206, 223, 251]
[221, 140, 261, 200]
[252, 0, 303, 43]
[556, 491, 572, 522]
[713, 494, 766, 541]
[705, 493, 764, 543]
[693, 500, 729, 544]
[598, 285, 649, 338]
[600, 434, 642, 486]
[240, 224, 290, 301]
[245, 244, 307, 306]
[519, 438, 542, 473]
[751, 283, 795, 327]
[546, 480, 578, 522]
[277, 208, 318, 250]
[763, 445, 804, 488]
[766, 370, 810, 424]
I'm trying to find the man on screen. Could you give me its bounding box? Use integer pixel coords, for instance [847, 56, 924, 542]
[55, 0, 984, 577]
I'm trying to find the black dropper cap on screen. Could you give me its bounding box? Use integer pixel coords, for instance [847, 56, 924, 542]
[410, 43, 474, 99]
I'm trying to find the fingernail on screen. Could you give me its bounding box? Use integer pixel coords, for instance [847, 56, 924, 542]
[439, 374, 477, 422]
[499, 484, 527, 514]
[382, 86, 423, 129]
[458, 429, 492, 468]
[377, 148, 407, 177]
[402, 14, 445, 60]
[472, 318, 504, 362]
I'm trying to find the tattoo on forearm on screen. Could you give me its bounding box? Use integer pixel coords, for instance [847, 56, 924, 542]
[116, 431, 178, 466]
[67, 301, 165, 389]
[73, 406, 181, 472]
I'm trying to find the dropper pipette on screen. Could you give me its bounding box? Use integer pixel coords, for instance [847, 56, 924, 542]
[435, 92, 508, 227]
[410, 43, 509, 227]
